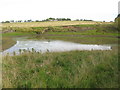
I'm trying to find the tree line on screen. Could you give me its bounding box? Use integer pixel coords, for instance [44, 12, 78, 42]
[1, 18, 94, 23]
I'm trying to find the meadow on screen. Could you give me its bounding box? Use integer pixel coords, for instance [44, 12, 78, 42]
[1, 20, 119, 88]
[2, 49, 119, 88]
[2, 21, 112, 28]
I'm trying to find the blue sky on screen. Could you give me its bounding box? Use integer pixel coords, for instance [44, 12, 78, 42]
[0, 0, 119, 22]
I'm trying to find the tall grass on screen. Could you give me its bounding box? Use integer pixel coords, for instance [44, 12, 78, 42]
[2, 48, 118, 88]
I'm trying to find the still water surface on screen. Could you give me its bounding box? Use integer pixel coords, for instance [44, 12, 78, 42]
[2, 40, 112, 55]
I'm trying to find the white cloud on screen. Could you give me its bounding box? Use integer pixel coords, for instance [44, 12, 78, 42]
[0, 0, 119, 22]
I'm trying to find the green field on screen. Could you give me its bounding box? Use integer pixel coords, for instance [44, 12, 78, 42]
[2, 21, 112, 28]
[1, 21, 119, 88]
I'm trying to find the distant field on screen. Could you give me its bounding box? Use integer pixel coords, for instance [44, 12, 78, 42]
[1, 21, 113, 28]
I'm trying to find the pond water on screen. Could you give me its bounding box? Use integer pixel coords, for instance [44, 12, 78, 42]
[2, 40, 112, 55]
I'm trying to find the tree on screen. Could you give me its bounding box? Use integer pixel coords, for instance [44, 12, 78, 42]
[10, 20, 14, 23]
[45, 18, 56, 21]
[80, 19, 83, 21]
[83, 19, 93, 21]
[24, 20, 27, 22]
[18, 20, 22, 22]
[27, 19, 32, 22]
[117, 14, 120, 17]
[2, 21, 10, 23]
[75, 19, 79, 21]
[35, 20, 40, 22]
[66, 18, 71, 21]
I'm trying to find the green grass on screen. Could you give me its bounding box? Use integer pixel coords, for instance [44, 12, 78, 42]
[3, 48, 119, 88]
[44, 24, 119, 36]
[45, 31, 119, 36]
[2, 32, 35, 37]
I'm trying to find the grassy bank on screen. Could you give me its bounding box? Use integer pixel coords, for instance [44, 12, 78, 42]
[3, 48, 118, 88]
[1, 37, 16, 51]
[2, 32, 35, 37]
[1, 32, 35, 51]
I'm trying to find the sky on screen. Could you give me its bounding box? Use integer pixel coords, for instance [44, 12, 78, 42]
[118, 1, 120, 14]
[0, 0, 119, 22]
